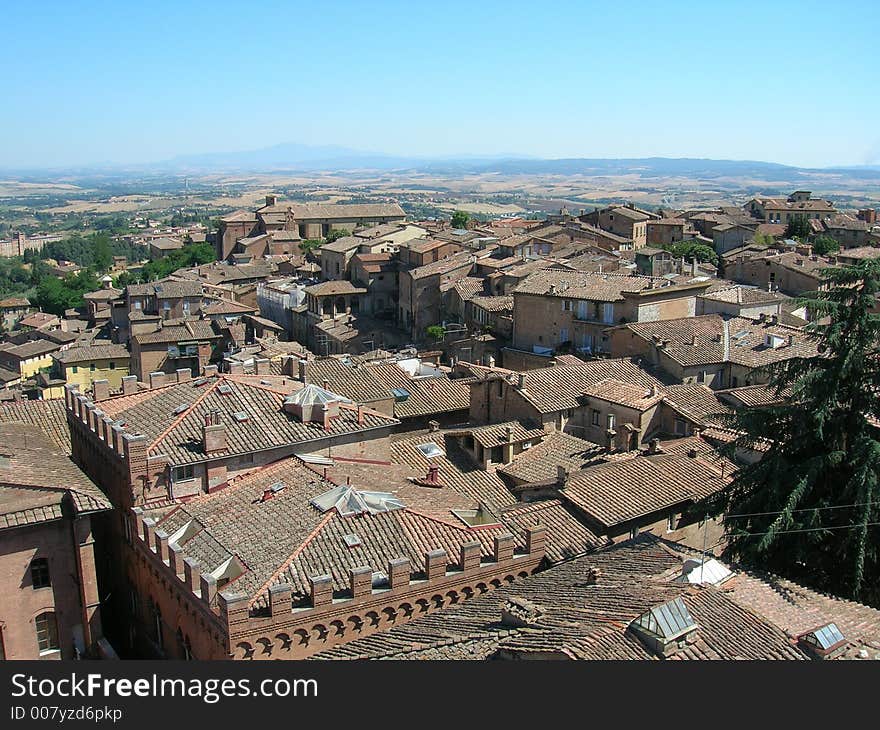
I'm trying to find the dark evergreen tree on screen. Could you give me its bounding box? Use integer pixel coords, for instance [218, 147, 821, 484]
[705, 259, 880, 605]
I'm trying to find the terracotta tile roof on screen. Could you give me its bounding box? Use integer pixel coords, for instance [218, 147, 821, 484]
[498, 499, 609, 562]
[0, 398, 71, 453]
[407, 251, 476, 280]
[320, 235, 362, 253]
[285, 203, 405, 221]
[202, 298, 257, 315]
[514, 358, 668, 414]
[0, 297, 30, 308]
[18, 312, 59, 329]
[469, 295, 513, 312]
[699, 285, 786, 305]
[497, 431, 604, 485]
[304, 358, 470, 419]
[513, 269, 663, 301]
[0, 423, 110, 529]
[126, 279, 204, 298]
[716, 384, 788, 408]
[153, 453, 510, 610]
[303, 281, 367, 297]
[390, 431, 517, 511]
[2, 339, 60, 360]
[53, 343, 130, 364]
[619, 314, 819, 369]
[451, 420, 547, 450]
[583, 378, 665, 410]
[311, 536, 804, 660]
[98, 375, 398, 466]
[452, 277, 485, 301]
[662, 383, 731, 424]
[133, 318, 219, 345]
[561, 443, 732, 528]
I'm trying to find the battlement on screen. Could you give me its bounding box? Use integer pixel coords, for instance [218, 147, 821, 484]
[130, 506, 547, 660]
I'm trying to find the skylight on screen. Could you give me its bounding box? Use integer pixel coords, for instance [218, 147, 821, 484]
[311, 485, 405, 517]
[342, 533, 361, 548]
[416, 442, 444, 459]
[802, 623, 846, 651]
[218, 384, 233, 395]
[232, 411, 249, 423]
[676, 558, 734, 586]
[172, 403, 190, 415]
[631, 597, 697, 641]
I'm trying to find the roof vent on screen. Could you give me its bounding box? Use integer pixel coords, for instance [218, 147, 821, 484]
[629, 597, 698, 657]
[232, 411, 249, 423]
[192, 377, 208, 387]
[260, 379, 272, 386]
[172, 403, 190, 415]
[796, 623, 847, 660]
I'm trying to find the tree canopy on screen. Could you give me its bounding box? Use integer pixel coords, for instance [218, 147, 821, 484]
[662, 240, 719, 266]
[811, 234, 840, 256]
[123, 241, 216, 284]
[32, 269, 102, 315]
[704, 259, 880, 605]
[451, 210, 470, 229]
[784, 214, 812, 239]
[324, 228, 352, 244]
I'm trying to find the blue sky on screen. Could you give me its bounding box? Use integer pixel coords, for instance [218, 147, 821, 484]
[2, 0, 878, 169]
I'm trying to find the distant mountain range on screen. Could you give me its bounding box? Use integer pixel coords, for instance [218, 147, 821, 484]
[4, 142, 880, 182]
[154, 145, 880, 181]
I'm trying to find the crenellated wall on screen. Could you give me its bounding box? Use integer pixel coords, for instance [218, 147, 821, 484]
[130, 507, 547, 660]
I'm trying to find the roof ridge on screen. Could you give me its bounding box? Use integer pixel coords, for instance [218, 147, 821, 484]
[247, 510, 335, 609]
[148, 377, 223, 452]
[401, 506, 475, 532]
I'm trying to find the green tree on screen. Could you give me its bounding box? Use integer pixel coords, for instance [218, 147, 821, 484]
[299, 239, 323, 254]
[812, 234, 840, 256]
[324, 228, 352, 244]
[426, 325, 446, 341]
[784, 214, 812, 239]
[662, 240, 719, 266]
[451, 210, 470, 229]
[138, 242, 216, 281]
[32, 269, 102, 315]
[704, 259, 880, 605]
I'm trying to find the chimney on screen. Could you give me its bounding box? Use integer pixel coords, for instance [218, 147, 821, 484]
[322, 377, 330, 391]
[585, 566, 601, 585]
[427, 419, 439, 432]
[425, 464, 440, 485]
[202, 412, 226, 454]
[517, 373, 526, 389]
[357, 404, 365, 425]
[647, 438, 661, 455]
[298, 358, 307, 382]
[322, 404, 331, 431]
[788, 334, 794, 347]
[265, 194, 277, 207]
[149, 371, 167, 389]
[556, 464, 569, 485]
[505, 425, 514, 442]
[92, 379, 110, 402]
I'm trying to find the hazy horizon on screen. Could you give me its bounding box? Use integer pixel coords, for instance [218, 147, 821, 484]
[2, 0, 878, 170]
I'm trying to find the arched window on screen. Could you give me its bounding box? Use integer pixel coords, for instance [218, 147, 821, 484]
[30, 557, 50, 589]
[176, 628, 192, 659]
[35, 612, 59, 654]
[147, 598, 163, 650]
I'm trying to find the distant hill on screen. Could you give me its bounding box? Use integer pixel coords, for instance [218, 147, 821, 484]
[153, 145, 880, 181]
